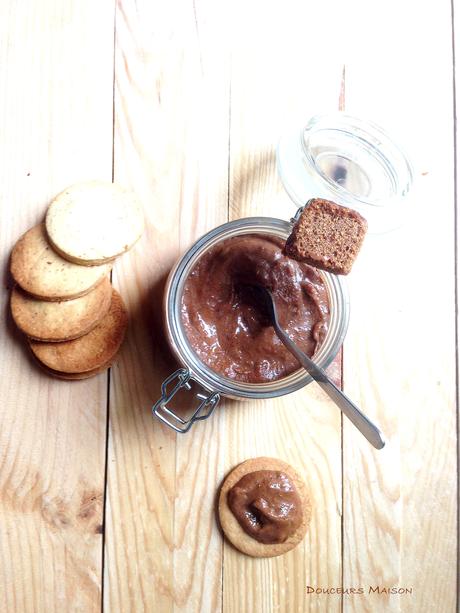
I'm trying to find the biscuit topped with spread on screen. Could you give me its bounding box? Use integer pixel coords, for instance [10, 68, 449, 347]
[219, 457, 311, 557]
[45, 181, 144, 265]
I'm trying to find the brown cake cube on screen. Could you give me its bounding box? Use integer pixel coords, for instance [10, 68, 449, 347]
[285, 198, 368, 275]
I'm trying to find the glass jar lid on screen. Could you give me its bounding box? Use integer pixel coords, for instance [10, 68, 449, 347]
[277, 113, 414, 233]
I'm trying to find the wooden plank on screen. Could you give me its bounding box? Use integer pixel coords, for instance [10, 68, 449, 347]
[105, 0, 230, 611]
[0, 1, 114, 612]
[340, 0, 458, 611]
[223, 3, 346, 612]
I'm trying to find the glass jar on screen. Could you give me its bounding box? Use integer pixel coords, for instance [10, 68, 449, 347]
[277, 113, 414, 233]
[153, 215, 349, 432]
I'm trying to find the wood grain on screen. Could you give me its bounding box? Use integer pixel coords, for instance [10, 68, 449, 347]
[105, 0, 229, 611]
[341, 1, 458, 612]
[0, 1, 114, 612]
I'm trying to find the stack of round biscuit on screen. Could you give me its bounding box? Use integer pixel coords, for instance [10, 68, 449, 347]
[9, 181, 144, 380]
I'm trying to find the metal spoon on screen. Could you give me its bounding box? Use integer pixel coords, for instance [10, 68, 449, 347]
[247, 284, 385, 450]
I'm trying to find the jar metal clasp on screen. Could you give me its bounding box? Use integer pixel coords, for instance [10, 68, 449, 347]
[152, 368, 220, 433]
[290, 203, 308, 225]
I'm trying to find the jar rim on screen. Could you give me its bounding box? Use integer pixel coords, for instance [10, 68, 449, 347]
[300, 112, 414, 209]
[164, 216, 350, 399]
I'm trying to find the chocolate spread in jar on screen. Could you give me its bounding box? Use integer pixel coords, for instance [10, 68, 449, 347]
[180, 233, 330, 383]
[227, 470, 302, 544]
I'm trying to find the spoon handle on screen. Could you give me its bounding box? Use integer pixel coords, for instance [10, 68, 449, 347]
[275, 325, 385, 450]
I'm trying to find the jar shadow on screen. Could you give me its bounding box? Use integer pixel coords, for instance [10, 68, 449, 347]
[110, 266, 240, 436]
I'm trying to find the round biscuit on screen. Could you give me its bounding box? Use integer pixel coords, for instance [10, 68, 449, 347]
[33, 355, 115, 380]
[11, 277, 112, 342]
[45, 181, 144, 265]
[28, 289, 128, 373]
[218, 457, 311, 558]
[10, 223, 111, 301]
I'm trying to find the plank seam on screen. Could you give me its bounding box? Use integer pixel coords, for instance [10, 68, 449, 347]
[101, 368, 112, 613]
[222, 58, 232, 613]
[227, 61, 232, 222]
[339, 63, 345, 613]
[450, 0, 460, 610]
[101, 1, 118, 611]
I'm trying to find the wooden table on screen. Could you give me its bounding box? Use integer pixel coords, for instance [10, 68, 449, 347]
[0, 1, 458, 612]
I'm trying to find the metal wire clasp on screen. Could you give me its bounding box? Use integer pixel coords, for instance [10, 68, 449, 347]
[152, 368, 220, 433]
[290, 199, 316, 225]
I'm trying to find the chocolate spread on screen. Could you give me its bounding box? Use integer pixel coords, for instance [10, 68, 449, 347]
[227, 470, 302, 544]
[181, 234, 330, 383]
